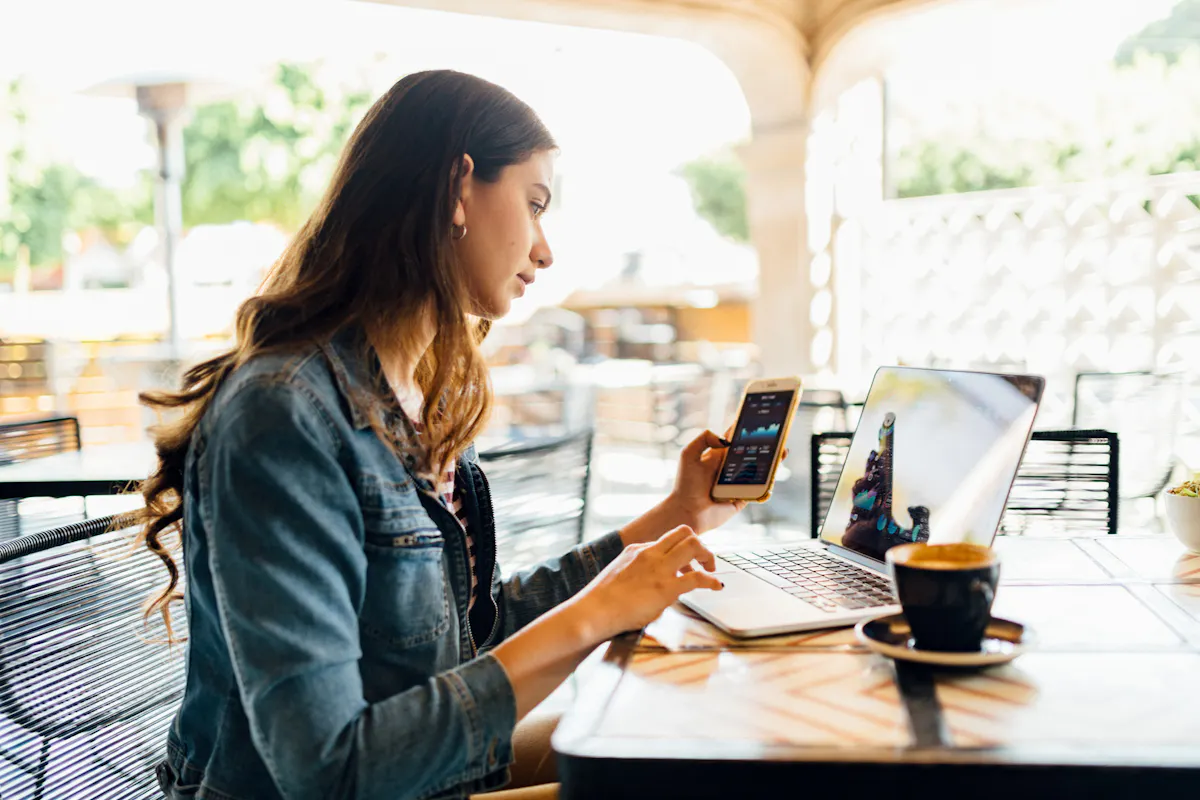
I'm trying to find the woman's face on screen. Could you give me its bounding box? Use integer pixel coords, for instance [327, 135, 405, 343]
[453, 150, 555, 320]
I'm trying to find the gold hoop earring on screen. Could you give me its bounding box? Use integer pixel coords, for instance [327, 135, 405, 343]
[452, 224, 467, 241]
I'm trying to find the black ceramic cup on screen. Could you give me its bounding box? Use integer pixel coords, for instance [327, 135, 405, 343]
[885, 542, 1000, 652]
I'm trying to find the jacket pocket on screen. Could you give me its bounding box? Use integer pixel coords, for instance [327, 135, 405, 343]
[156, 759, 202, 797]
[357, 472, 450, 647]
[356, 469, 429, 533]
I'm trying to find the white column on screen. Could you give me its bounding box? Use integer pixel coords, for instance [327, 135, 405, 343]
[738, 123, 813, 378]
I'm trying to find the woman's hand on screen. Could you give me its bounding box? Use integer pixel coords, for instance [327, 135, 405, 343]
[619, 429, 787, 546]
[572, 525, 723, 642]
[492, 525, 723, 718]
[664, 429, 748, 534]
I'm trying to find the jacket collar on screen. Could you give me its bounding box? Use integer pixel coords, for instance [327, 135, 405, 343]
[320, 325, 383, 431]
[320, 324, 478, 466]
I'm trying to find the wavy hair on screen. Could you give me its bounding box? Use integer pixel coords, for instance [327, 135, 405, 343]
[136, 70, 556, 640]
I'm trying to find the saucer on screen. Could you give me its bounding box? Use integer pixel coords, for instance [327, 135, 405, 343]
[855, 612, 1029, 667]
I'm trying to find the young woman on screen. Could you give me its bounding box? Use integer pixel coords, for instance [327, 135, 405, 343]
[141, 70, 746, 800]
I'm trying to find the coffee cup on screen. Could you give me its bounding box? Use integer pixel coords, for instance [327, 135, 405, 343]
[885, 542, 999, 652]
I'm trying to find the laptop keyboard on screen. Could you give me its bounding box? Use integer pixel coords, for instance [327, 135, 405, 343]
[718, 547, 897, 613]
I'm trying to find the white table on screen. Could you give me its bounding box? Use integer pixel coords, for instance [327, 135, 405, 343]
[0, 437, 518, 501]
[0, 442, 157, 500]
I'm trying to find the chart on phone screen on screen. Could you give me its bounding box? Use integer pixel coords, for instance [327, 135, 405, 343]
[719, 391, 794, 485]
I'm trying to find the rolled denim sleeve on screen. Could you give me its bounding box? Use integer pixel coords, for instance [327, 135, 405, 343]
[200, 378, 516, 800]
[496, 530, 625, 639]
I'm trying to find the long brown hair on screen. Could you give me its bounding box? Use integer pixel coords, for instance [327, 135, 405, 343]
[136, 70, 556, 639]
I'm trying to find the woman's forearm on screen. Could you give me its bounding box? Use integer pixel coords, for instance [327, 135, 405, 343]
[490, 595, 602, 719]
[492, 507, 679, 716]
[619, 498, 691, 547]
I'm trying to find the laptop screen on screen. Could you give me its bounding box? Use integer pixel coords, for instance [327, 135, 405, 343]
[819, 367, 1044, 563]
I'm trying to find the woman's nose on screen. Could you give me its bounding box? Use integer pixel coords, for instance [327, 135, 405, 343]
[532, 239, 553, 270]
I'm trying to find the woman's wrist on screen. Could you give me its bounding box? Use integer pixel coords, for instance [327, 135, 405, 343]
[491, 588, 611, 719]
[619, 496, 698, 548]
[557, 592, 610, 649]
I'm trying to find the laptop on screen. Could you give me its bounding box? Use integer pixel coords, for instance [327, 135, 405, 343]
[681, 366, 1045, 638]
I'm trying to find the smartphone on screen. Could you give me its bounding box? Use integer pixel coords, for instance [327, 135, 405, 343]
[711, 376, 802, 503]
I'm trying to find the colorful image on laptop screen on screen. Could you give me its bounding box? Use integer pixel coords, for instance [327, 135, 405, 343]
[820, 368, 1043, 562]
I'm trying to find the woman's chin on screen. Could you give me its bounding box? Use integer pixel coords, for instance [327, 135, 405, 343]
[475, 299, 511, 321]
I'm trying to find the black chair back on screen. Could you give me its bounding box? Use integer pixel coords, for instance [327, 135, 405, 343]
[0, 417, 81, 465]
[810, 431, 853, 538]
[0, 417, 84, 541]
[810, 429, 1120, 539]
[1001, 430, 1119, 536]
[479, 430, 593, 576]
[0, 513, 185, 799]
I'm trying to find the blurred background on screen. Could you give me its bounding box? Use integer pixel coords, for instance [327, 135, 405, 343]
[2, 0, 1198, 538]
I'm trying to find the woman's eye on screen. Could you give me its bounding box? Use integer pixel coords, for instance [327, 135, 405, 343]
[530, 202, 547, 219]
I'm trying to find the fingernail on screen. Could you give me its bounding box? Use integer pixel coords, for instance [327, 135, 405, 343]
[719, 580, 725, 589]
[718, 437, 732, 447]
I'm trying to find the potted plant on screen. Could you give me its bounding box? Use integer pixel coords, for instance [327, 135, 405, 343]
[1165, 472, 1200, 553]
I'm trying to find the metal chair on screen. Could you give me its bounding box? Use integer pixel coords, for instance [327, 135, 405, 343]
[810, 429, 1120, 539]
[1000, 430, 1120, 536]
[0, 417, 81, 464]
[0, 512, 186, 799]
[0, 417, 84, 540]
[811, 431, 853, 539]
[479, 430, 594, 576]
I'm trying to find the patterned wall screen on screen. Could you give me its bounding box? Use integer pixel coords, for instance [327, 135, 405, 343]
[855, 174, 1200, 452]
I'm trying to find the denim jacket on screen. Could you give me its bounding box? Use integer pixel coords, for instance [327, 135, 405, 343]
[157, 329, 625, 800]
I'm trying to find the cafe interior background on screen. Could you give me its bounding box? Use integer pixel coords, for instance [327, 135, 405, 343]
[2, 0, 1198, 541]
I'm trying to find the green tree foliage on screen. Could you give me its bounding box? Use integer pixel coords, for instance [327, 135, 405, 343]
[677, 153, 750, 242]
[683, 7, 1200, 210]
[181, 63, 372, 229]
[1115, 0, 1200, 65]
[894, 142, 1034, 198]
[0, 63, 371, 282]
[0, 80, 152, 277]
[888, 1, 1200, 198]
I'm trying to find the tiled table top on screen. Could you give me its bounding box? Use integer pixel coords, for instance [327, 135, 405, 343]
[554, 536, 1200, 797]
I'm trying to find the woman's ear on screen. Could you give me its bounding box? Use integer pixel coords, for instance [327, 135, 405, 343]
[453, 154, 475, 227]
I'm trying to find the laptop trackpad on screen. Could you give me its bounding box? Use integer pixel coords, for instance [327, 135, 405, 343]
[681, 569, 831, 634]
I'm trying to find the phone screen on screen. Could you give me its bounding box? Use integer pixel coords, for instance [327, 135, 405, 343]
[717, 390, 795, 485]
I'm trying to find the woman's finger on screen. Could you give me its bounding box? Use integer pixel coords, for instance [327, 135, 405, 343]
[677, 570, 723, 594]
[653, 525, 696, 554]
[680, 430, 726, 463]
[666, 534, 717, 572]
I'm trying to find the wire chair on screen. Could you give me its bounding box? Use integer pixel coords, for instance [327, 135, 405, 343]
[810, 429, 1120, 539]
[0, 512, 185, 799]
[0, 417, 84, 541]
[479, 430, 594, 576]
